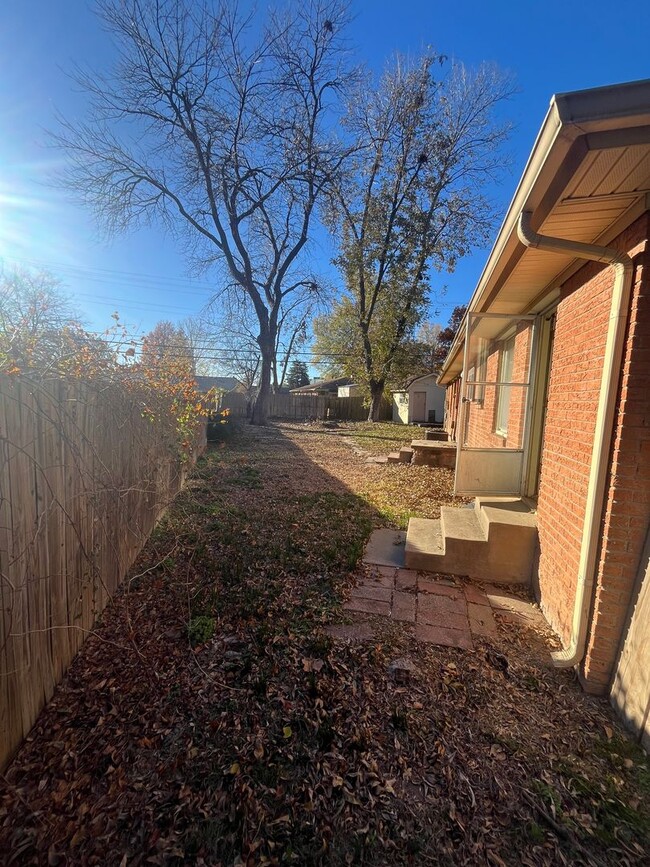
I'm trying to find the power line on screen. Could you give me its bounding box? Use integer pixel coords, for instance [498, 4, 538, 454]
[88, 344, 360, 361]
[75, 295, 204, 314]
[2, 253, 459, 309]
[80, 333, 360, 360]
[1, 255, 220, 296]
[79, 335, 435, 363]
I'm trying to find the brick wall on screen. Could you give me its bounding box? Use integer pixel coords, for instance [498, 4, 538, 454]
[584, 218, 650, 691]
[536, 213, 650, 692]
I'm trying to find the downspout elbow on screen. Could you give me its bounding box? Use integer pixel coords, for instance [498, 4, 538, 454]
[517, 211, 631, 270]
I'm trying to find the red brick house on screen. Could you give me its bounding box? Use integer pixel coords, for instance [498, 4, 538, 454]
[415, 80, 649, 745]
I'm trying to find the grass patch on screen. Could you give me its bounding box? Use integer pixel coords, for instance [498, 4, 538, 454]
[188, 615, 216, 645]
[296, 491, 375, 570]
[343, 421, 422, 455]
[228, 463, 263, 489]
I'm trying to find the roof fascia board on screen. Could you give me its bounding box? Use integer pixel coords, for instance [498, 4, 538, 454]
[555, 78, 650, 126]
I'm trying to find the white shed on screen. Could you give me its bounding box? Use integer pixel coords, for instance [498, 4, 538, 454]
[392, 373, 445, 425]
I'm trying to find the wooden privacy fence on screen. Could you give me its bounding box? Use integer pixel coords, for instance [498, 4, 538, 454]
[221, 392, 392, 421]
[0, 375, 206, 769]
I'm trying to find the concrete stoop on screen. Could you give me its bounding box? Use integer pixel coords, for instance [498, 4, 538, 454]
[410, 440, 457, 468]
[381, 432, 455, 469]
[423, 428, 449, 442]
[404, 497, 537, 584]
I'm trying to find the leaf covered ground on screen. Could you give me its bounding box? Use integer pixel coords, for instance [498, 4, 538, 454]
[1, 422, 648, 866]
[338, 421, 423, 456]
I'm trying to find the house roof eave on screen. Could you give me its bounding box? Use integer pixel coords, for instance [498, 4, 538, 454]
[438, 78, 650, 386]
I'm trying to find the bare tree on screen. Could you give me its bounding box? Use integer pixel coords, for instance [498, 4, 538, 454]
[202, 293, 262, 402]
[54, 0, 353, 424]
[322, 54, 514, 420]
[270, 279, 322, 391]
[201, 272, 325, 392]
[179, 315, 222, 376]
[0, 267, 110, 372]
[1, 268, 75, 347]
[416, 320, 443, 371]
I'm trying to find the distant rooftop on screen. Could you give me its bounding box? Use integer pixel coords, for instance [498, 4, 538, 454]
[195, 375, 241, 392]
[290, 376, 354, 394]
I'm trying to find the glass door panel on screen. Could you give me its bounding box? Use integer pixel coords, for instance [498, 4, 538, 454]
[455, 313, 537, 496]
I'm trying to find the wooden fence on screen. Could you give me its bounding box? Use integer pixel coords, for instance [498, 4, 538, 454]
[0, 375, 205, 769]
[221, 392, 392, 422]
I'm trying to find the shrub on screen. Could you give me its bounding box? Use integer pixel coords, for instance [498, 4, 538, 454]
[207, 409, 236, 442]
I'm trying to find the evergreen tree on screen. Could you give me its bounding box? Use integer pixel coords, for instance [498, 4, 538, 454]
[287, 360, 310, 389]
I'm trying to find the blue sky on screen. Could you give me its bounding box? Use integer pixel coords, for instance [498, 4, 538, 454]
[1, 0, 649, 349]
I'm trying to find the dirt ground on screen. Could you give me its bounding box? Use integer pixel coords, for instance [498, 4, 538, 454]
[0, 421, 648, 866]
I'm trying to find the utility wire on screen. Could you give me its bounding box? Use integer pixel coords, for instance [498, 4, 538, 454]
[1, 254, 219, 295]
[81, 333, 370, 359]
[2, 254, 459, 309]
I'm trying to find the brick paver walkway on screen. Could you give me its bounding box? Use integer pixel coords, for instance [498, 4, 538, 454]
[342, 566, 504, 650]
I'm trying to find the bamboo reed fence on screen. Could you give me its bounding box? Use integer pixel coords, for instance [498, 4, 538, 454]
[0, 375, 205, 769]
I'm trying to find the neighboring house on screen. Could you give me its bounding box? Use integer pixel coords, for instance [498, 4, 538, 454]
[195, 376, 245, 412]
[412, 79, 649, 745]
[290, 376, 354, 395]
[195, 375, 244, 394]
[337, 383, 362, 398]
[392, 373, 445, 425]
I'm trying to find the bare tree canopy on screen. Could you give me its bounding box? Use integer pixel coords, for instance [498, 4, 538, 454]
[318, 53, 514, 420]
[0, 268, 105, 372]
[54, 0, 354, 424]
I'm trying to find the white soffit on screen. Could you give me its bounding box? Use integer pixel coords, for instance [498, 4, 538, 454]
[490, 146, 650, 311]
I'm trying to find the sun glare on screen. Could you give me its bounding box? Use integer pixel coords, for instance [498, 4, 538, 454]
[0, 159, 80, 270]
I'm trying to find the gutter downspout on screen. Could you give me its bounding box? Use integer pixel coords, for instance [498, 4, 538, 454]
[517, 211, 634, 669]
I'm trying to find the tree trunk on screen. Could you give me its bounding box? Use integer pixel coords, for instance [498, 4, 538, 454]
[251, 338, 274, 425]
[367, 380, 385, 422]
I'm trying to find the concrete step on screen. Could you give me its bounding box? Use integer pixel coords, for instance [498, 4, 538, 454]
[404, 498, 537, 584]
[438, 506, 488, 573]
[424, 429, 449, 442]
[398, 446, 414, 463]
[474, 497, 537, 583]
[404, 517, 445, 572]
[475, 496, 537, 534]
[442, 505, 486, 541]
[387, 452, 402, 463]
